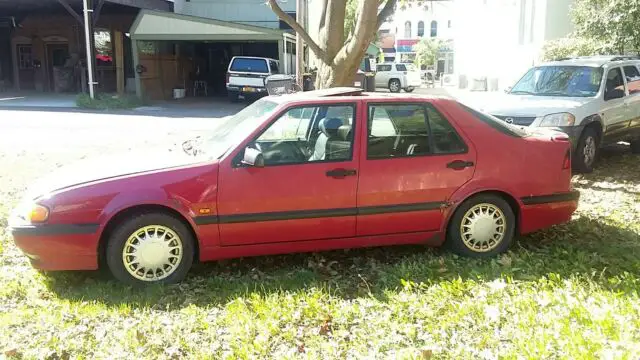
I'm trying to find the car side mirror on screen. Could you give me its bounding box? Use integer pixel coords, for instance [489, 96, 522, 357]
[605, 88, 624, 101]
[241, 147, 264, 167]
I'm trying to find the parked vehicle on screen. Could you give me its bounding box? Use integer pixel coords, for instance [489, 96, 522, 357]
[226, 56, 280, 102]
[10, 88, 579, 285]
[482, 56, 640, 172]
[375, 63, 422, 93]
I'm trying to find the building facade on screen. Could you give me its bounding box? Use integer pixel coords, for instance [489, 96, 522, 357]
[378, 1, 455, 75]
[453, 0, 574, 90]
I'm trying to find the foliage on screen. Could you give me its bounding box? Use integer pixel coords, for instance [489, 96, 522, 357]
[76, 93, 145, 110]
[2, 121, 640, 357]
[572, 0, 640, 54]
[541, 37, 610, 61]
[413, 38, 442, 68]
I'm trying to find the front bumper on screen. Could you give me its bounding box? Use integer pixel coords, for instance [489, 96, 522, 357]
[10, 221, 100, 271]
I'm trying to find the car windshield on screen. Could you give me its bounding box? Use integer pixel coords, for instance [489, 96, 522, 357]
[510, 66, 603, 97]
[194, 99, 279, 158]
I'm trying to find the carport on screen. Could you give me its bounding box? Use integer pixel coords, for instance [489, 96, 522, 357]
[130, 10, 295, 100]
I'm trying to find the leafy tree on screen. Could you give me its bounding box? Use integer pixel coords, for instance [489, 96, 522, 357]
[541, 37, 609, 61]
[572, 0, 640, 54]
[413, 38, 441, 69]
[267, 0, 449, 88]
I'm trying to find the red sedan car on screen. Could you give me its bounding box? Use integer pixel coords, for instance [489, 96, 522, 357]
[10, 88, 579, 285]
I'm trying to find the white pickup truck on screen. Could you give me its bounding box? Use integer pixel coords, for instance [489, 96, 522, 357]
[226, 56, 280, 102]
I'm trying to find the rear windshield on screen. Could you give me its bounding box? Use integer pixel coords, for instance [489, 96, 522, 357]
[458, 103, 530, 138]
[230, 58, 269, 73]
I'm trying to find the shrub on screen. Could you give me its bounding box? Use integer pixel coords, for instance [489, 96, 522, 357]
[76, 93, 145, 110]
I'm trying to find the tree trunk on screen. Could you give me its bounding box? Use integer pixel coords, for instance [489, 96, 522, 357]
[315, 55, 363, 88]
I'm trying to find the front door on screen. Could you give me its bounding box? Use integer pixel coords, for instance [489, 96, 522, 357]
[217, 101, 360, 245]
[46, 44, 69, 92]
[356, 101, 475, 236]
[602, 67, 630, 143]
[16, 44, 35, 90]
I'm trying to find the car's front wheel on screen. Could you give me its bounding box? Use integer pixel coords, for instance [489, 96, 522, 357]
[574, 127, 599, 173]
[388, 79, 401, 93]
[445, 194, 516, 258]
[106, 213, 194, 285]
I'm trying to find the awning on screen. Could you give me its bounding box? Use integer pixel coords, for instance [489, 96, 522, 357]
[130, 10, 285, 41]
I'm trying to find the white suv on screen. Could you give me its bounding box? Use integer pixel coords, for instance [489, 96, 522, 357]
[375, 63, 422, 93]
[481, 56, 640, 172]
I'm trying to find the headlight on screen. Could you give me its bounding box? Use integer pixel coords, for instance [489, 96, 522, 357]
[539, 113, 576, 127]
[14, 201, 50, 224]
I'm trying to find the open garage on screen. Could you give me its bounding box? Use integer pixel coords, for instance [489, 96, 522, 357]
[130, 10, 295, 100]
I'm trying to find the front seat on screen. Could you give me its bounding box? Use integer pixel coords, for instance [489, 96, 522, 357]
[310, 117, 343, 161]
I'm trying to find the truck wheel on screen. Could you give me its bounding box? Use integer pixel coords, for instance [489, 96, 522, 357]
[228, 91, 239, 103]
[573, 127, 599, 173]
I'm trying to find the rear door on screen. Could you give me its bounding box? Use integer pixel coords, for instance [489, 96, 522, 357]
[217, 101, 361, 245]
[375, 64, 390, 87]
[622, 64, 640, 138]
[602, 66, 629, 143]
[356, 100, 476, 236]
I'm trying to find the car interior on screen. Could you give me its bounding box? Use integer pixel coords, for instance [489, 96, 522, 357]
[250, 105, 355, 165]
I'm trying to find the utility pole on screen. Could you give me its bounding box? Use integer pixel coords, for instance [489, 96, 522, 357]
[295, 0, 304, 87]
[82, 0, 96, 98]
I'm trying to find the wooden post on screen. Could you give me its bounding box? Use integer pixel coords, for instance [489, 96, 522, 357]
[114, 30, 124, 94]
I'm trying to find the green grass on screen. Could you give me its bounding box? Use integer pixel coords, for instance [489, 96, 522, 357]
[1, 149, 640, 359]
[76, 93, 146, 110]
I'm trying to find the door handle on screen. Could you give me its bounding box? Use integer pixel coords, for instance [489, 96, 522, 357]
[446, 160, 474, 170]
[326, 168, 357, 178]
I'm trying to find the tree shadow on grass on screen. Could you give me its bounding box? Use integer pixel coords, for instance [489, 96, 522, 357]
[41, 215, 640, 309]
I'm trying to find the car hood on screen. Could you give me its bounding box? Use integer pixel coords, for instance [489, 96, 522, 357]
[469, 93, 593, 117]
[26, 148, 205, 200]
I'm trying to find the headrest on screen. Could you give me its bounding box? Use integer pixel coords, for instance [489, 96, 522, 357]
[319, 118, 343, 137]
[337, 125, 352, 141]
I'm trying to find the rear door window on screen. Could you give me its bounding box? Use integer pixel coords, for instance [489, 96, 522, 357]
[623, 65, 640, 94]
[396, 64, 407, 72]
[230, 58, 269, 73]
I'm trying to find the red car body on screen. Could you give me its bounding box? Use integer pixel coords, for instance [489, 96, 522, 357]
[10, 90, 579, 271]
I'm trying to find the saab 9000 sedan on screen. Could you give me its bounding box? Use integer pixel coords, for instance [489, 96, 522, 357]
[9, 88, 580, 285]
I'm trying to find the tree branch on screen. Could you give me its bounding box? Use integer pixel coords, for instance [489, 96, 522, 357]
[376, 0, 398, 29]
[266, 0, 328, 63]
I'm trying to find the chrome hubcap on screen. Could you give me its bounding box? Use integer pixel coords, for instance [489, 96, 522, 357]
[583, 136, 596, 165]
[460, 203, 507, 252]
[122, 225, 183, 281]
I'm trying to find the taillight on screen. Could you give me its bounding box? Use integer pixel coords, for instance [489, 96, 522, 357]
[226, 73, 230, 84]
[563, 150, 571, 170]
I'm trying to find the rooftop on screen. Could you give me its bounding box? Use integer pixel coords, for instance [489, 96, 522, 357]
[266, 87, 451, 103]
[542, 55, 640, 68]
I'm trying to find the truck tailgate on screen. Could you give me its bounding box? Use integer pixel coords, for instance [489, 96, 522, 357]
[228, 73, 266, 88]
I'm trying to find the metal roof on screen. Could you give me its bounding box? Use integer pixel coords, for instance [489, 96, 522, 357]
[130, 9, 285, 41]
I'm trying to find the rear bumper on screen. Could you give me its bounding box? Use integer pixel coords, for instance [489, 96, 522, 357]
[226, 85, 268, 96]
[406, 78, 422, 88]
[10, 223, 100, 271]
[519, 191, 580, 234]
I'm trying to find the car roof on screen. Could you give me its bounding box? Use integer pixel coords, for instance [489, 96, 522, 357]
[265, 87, 450, 104]
[230, 56, 278, 61]
[540, 55, 640, 68]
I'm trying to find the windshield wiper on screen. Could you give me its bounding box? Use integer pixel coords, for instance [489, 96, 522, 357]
[509, 90, 535, 95]
[539, 91, 570, 96]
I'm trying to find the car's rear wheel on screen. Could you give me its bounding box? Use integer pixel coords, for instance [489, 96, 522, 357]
[389, 79, 401, 93]
[404, 87, 415, 93]
[574, 127, 599, 173]
[228, 91, 239, 103]
[106, 213, 194, 285]
[445, 194, 515, 258]
[631, 139, 640, 154]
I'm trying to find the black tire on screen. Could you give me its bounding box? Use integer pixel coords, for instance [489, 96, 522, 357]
[106, 213, 195, 286]
[631, 139, 640, 154]
[445, 194, 516, 258]
[573, 126, 599, 173]
[404, 87, 415, 93]
[228, 91, 239, 103]
[388, 79, 401, 93]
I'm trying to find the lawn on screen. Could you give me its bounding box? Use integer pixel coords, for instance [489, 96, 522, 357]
[1, 145, 639, 359]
